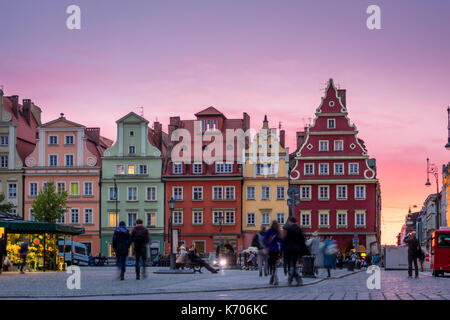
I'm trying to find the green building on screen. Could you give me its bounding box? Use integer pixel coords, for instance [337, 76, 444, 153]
[100, 112, 166, 259]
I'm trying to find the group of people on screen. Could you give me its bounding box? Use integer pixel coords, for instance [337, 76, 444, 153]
[404, 231, 426, 278]
[175, 245, 219, 273]
[0, 235, 29, 274]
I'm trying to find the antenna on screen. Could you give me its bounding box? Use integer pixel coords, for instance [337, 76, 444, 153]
[136, 106, 144, 117]
[279, 121, 282, 130]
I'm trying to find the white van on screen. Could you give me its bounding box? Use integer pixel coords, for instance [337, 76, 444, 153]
[58, 239, 89, 266]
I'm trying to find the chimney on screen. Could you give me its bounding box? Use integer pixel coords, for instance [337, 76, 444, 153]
[243, 112, 250, 131]
[168, 116, 180, 137]
[153, 121, 162, 151]
[296, 131, 306, 149]
[0, 88, 3, 111]
[10, 95, 19, 118]
[31, 104, 42, 125]
[279, 129, 285, 148]
[337, 89, 346, 108]
[85, 127, 100, 145]
[22, 99, 32, 125]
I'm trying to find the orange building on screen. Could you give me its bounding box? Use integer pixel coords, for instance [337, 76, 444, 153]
[23, 113, 112, 255]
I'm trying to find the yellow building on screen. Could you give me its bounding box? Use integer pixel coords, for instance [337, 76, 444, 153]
[242, 116, 289, 248]
[442, 163, 450, 227]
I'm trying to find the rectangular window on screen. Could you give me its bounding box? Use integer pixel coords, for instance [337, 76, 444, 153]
[276, 186, 285, 200]
[147, 212, 156, 227]
[146, 186, 157, 201]
[300, 186, 311, 200]
[49, 135, 58, 145]
[70, 182, 79, 196]
[193, 241, 205, 255]
[334, 163, 344, 175]
[56, 213, 65, 224]
[319, 140, 329, 151]
[319, 212, 329, 226]
[65, 155, 74, 167]
[327, 119, 336, 129]
[8, 183, 17, 198]
[29, 182, 38, 197]
[173, 211, 183, 225]
[192, 187, 203, 201]
[225, 186, 235, 200]
[349, 163, 359, 175]
[193, 211, 203, 225]
[139, 165, 147, 175]
[337, 213, 347, 227]
[1, 155, 8, 168]
[109, 187, 118, 201]
[215, 163, 233, 174]
[116, 165, 125, 175]
[84, 182, 93, 196]
[213, 119, 218, 130]
[49, 155, 58, 167]
[65, 135, 74, 145]
[355, 212, 366, 227]
[127, 165, 135, 175]
[173, 187, 183, 201]
[192, 163, 203, 174]
[304, 163, 314, 175]
[261, 186, 271, 200]
[301, 212, 311, 227]
[128, 187, 137, 201]
[57, 182, 66, 194]
[213, 187, 223, 200]
[213, 211, 223, 225]
[172, 163, 183, 174]
[128, 213, 137, 227]
[256, 163, 274, 175]
[246, 186, 256, 200]
[334, 140, 344, 151]
[319, 163, 329, 175]
[70, 209, 79, 224]
[129, 146, 136, 154]
[246, 213, 256, 226]
[109, 213, 118, 227]
[276, 213, 285, 225]
[318, 186, 329, 200]
[29, 209, 35, 222]
[84, 209, 93, 225]
[336, 185, 348, 200]
[261, 212, 270, 225]
[225, 211, 235, 224]
[0, 136, 8, 146]
[355, 185, 366, 200]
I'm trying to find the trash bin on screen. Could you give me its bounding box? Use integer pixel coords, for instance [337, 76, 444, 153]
[302, 255, 316, 277]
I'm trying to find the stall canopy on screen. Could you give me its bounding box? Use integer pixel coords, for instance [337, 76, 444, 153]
[0, 220, 84, 235]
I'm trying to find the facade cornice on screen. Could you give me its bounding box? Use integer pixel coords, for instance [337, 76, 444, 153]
[290, 179, 379, 184]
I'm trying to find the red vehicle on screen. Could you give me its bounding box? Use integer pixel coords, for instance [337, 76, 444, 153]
[431, 228, 450, 277]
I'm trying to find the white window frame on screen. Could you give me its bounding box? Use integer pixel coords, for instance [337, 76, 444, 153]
[319, 163, 329, 175]
[261, 212, 271, 225]
[173, 211, 183, 225]
[319, 211, 330, 227]
[172, 186, 183, 201]
[355, 210, 366, 227]
[355, 185, 366, 200]
[300, 186, 312, 200]
[192, 210, 204, 225]
[337, 211, 348, 227]
[64, 135, 74, 145]
[0, 136, 8, 146]
[29, 182, 38, 197]
[8, 183, 17, 198]
[146, 211, 157, 228]
[334, 163, 344, 175]
[318, 185, 329, 200]
[172, 162, 183, 175]
[319, 140, 329, 152]
[327, 118, 336, 129]
[83, 181, 93, 196]
[0, 155, 8, 168]
[224, 211, 235, 225]
[146, 186, 157, 201]
[56, 182, 66, 194]
[334, 140, 344, 151]
[212, 211, 224, 225]
[127, 186, 138, 201]
[246, 212, 256, 226]
[65, 154, 74, 167]
[300, 211, 311, 227]
[129, 146, 136, 154]
[336, 185, 348, 200]
[48, 135, 58, 145]
[192, 163, 203, 174]
[109, 186, 118, 201]
[304, 163, 314, 175]
[246, 186, 256, 200]
[276, 186, 285, 200]
[192, 186, 203, 201]
[128, 212, 137, 227]
[349, 163, 359, 175]
[212, 186, 223, 200]
[224, 186, 235, 200]
[70, 208, 80, 225]
[84, 208, 93, 225]
[139, 165, 148, 175]
[261, 186, 271, 200]
[276, 213, 285, 225]
[49, 154, 58, 167]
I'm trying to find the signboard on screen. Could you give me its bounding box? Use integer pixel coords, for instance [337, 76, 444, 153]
[172, 229, 179, 253]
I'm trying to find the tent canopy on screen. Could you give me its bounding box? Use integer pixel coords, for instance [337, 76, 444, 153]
[0, 220, 84, 235]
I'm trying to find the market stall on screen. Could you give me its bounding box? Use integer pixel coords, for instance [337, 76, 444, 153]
[0, 220, 84, 272]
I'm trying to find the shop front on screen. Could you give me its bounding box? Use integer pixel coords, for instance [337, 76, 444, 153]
[0, 220, 84, 272]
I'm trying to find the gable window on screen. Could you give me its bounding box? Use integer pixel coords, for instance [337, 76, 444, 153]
[139, 165, 147, 175]
[213, 186, 223, 200]
[0, 136, 8, 146]
[65, 154, 74, 167]
[256, 163, 274, 175]
[173, 187, 183, 201]
[192, 163, 203, 174]
[304, 163, 314, 175]
[49, 155, 58, 167]
[129, 146, 136, 154]
[146, 186, 157, 201]
[1, 155, 8, 168]
[192, 187, 203, 201]
[327, 119, 336, 129]
[215, 163, 233, 174]
[172, 163, 183, 175]
[319, 163, 329, 175]
[49, 135, 58, 145]
[65, 135, 74, 145]
[246, 186, 256, 200]
[349, 163, 359, 175]
[334, 140, 344, 151]
[319, 140, 329, 151]
[334, 163, 344, 175]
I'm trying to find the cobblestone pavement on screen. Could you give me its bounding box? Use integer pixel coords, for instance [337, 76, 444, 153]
[0, 267, 448, 300]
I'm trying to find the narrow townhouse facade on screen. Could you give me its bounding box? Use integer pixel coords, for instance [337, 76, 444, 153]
[242, 116, 289, 248]
[23, 114, 110, 255]
[0, 89, 41, 217]
[163, 107, 250, 256]
[290, 79, 381, 255]
[100, 112, 165, 258]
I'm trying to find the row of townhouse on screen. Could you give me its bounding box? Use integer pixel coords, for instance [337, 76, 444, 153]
[0, 78, 381, 258]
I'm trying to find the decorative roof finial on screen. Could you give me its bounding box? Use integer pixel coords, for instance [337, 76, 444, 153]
[263, 115, 268, 129]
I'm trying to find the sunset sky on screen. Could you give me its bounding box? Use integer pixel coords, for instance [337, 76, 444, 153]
[1, 0, 449, 244]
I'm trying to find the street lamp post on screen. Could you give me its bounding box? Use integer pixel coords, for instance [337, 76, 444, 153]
[426, 158, 440, 230]
[217, 213, 224, 260]
[445, 107, 450, 150]
[168, 197, 176, 270]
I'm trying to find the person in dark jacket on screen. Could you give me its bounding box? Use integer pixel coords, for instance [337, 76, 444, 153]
[251, 226, 268, 277]
[19, 237, 29, 274]
[113, 221, 131, 280]
[131, 219, 150, 280]
[283, 216, 307, 286]
[404, 231, 420, 278]
[263, 220, 283, 285]
[0, 235, 6, 274]
[187, 245, 218, 273]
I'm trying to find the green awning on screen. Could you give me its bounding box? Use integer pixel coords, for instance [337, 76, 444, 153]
[0, 220, 85, 235]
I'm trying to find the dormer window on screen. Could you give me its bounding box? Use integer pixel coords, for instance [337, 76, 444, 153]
[129, 130, 135, 137]
[327, 119, 336, 129]
[173, 162, 183, 174]
[216, 163, 233, 174]
[129, 146, 136, 154]
[192, 163, 203, 174]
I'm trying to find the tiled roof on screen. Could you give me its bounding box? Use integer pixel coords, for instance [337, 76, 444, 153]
[194, 106, 225, 118]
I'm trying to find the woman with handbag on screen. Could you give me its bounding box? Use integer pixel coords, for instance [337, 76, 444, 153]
[263, 220, 282, 286]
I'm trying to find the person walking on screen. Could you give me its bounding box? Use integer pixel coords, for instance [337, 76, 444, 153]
[323, 236, 337, 278]
[283, 216, 308, 286]
[19, 237, 29, 274]
[131, 219, 150, 280]
[306, 231, 321, 275]
[252, 226, 269, 277]
[403, 232, 420, 278]
[0, 235, 6, 274]
[112, 221, 131, 280]
[263, 220, 283, 286]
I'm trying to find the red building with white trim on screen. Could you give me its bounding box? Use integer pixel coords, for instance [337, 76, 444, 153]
[163, 107, 250, 256]
[290, 79, 381, 255]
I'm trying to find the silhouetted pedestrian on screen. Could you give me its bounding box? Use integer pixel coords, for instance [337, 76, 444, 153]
[113, 221, 131, 280]
[283, 216, 308, 286]
[264, 220, 283, 286]
[404, 231, 420, 278]
[131, 219, 150, 280]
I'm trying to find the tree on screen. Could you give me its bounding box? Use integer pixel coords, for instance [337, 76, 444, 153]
[32, 181, 68, 223]
[0, 192, 14, 213]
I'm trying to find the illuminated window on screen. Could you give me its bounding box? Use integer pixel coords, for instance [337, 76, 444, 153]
[109, 213, 118, 227]
[70, 182, 79, 196]
[116, 165, 125, 175]
[147, 212, 156, 227]
[128, 165, 135, 175]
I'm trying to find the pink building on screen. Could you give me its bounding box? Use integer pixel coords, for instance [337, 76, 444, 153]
[23, 114, 112, 255]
